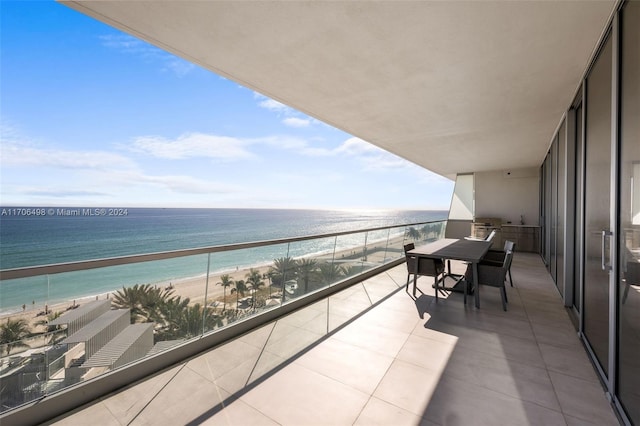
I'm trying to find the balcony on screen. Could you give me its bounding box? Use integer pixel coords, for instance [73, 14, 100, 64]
[48, 253, 617, 425]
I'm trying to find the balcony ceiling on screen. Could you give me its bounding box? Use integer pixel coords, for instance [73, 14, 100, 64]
[62, 1, 616, 179]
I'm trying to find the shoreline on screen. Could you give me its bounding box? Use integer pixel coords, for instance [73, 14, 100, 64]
[0, 232, 407, 315]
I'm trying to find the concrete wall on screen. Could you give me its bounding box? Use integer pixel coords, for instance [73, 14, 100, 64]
[474, 168, 540, 226]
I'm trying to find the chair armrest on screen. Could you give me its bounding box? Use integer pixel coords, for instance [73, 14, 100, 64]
[465, 262, 506, 287]
[477, 263, 506, 287]
[483, 251, 505, 262]
[480, 258, 502, 267]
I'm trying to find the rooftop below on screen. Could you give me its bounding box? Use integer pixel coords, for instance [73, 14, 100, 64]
[50, 253, 618, 425]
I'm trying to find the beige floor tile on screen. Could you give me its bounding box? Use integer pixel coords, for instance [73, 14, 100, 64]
[51, 401, 121, 426]
[97, 364, 184, 425]
[295, 336, 394, 394]
[372, 359, 442, 417]
[331, 317, 410, 358]
[353, 303, 423, 334]
[395, 333, 456, 374]
[186, 339, 262, 383]
[264, 322, 324, 360]
[200, 398, 280, 426]
[422, 319, 546, 369]
[355, 397, 435, 426]
[423, 375, 566, 426]
[531, 321, 582, 349]
[548, 370, 618, 425]
[240, 363, 369, 425]
[442, 346, 561, 412]
[538, 342, 601, 383]
[130, 366, 231, 425]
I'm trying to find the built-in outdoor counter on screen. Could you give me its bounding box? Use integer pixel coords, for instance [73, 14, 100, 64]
[501, 224, 540, 253]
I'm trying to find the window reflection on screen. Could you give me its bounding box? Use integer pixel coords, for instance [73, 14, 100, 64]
[618, 2, 640, 423]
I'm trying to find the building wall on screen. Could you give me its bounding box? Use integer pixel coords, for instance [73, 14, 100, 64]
[474, 168, 540, 225]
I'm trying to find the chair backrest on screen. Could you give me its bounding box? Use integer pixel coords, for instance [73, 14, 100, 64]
[404, 243, 417, 272]
[503, 250, 514, 271]
[474, 250, 513, 287]
[503, 240, 515, 252]
[416, 257, 443, 276]
[486, 229, 497, 241]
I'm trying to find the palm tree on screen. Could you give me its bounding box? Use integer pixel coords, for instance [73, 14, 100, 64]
[318, 261, 345, 285]
[155, 296, 190, 339]
[343, 264, 364, 277]
[217, 274, 234, 311]
[174, 303, 219, 338]
[263, 270, 275, 297]
[0, 318, 31, 356]
[112, 284, 174, 324]
[296, 258, 319, 293]
[406, 226, 421, 241]
[245, 268, 264, 309]
[269, 257, 297, 287]
[233, 279, 248, 311]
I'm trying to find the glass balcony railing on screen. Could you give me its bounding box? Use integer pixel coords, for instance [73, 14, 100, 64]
[0, 220, 445, 416]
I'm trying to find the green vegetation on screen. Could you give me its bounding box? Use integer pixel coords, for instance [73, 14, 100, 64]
[0, 318, 31, 356]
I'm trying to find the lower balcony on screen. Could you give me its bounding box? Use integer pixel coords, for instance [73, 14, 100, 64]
[49, 253, 618, 425]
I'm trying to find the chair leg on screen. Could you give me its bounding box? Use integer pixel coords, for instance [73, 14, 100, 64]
[406, 274, 411, 293]
[622, 281, 630, 304]
[508, 268, 514, 287]
[500, 287, 508, 311]
[434, 276, 439, 301]
[463, 279, 467, 305]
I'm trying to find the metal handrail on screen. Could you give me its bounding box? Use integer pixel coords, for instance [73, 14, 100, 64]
[0, 220, 443, 280]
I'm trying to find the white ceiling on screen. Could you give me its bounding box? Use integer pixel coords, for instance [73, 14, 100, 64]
[62, 1, 616, 179]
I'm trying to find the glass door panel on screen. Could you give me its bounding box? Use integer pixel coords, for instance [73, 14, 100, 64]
[617, 2, 640, 423]
[583, 35, 612, 375]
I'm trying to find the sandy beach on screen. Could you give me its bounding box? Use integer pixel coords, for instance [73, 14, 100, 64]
[1, 234, 410, 336]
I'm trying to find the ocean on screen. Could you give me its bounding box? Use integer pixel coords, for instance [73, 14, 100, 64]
[0, 208, 447, 313]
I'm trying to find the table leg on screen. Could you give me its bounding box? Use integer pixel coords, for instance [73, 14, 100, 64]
[473, 262, 480, 308]
[413, 273, 418, 297]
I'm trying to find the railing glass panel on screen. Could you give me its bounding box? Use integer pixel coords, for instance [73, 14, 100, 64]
[0, 220, 445, 415]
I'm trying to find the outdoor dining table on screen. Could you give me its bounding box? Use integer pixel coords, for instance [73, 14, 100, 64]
[408, 238, 493, 308]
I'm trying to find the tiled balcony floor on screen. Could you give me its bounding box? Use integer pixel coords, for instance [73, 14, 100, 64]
[50, 253, 619, 425]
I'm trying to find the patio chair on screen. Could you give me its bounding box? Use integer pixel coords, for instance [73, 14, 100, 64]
[480, 240, 516, 286]
[464, 228, 497, 242]
[465, 249, 513, 311]
[404, 243, 446, 299]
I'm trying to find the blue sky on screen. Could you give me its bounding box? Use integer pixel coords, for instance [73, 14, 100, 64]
[0, 1, 454, 210]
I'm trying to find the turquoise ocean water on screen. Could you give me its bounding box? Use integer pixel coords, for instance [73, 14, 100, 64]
[0, 208, 446, 314]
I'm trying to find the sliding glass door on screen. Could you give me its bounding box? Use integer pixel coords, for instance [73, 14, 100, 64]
[617, 2, 640, 423]
[583, 34, 612, 376]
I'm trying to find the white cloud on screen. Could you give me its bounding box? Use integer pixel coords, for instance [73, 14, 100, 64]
[335, 137, 386, 156]
[258, 98, 291, 113]
[164, 58, 196, 77]
[20, 188, 111, 198]
[1, 139, 137, 172]
[253, 92, 321, 129]
[283, 117, 311, 128]
[99, 34, 195, 77]
[128, 133, 253, 160]
[136, 173, 235, 194]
